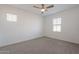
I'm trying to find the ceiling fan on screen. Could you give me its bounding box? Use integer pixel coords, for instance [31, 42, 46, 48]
[33, 4, 54, 13]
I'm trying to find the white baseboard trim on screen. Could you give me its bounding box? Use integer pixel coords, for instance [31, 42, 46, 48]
[0, 35, 43, 48]
[45, 36, 79, 44]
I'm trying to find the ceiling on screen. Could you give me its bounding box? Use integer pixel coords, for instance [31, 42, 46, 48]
[10, 4, 79, 16]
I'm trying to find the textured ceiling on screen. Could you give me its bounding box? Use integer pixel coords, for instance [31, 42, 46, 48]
[10, 4, 79, 16]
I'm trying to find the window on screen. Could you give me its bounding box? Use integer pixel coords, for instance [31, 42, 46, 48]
[6, 13, 17, 22]
[52, 17, 61, 32]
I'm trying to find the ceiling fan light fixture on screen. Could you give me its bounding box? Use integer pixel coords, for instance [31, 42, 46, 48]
[41, 8, 45, 12]
[33, 4, 54, 14]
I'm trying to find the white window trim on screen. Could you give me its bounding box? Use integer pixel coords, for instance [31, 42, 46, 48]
[52, 17, 61, 32]
[6, 13, 17, 22]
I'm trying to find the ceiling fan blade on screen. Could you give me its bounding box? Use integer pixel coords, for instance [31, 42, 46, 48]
[46, 5, 54, 8]
[33, 6, 41, 9]
[42, 4, 44, 8]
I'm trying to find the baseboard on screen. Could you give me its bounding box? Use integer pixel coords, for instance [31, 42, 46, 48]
[44, 36, 79, 44]
[0, 35, 43, 48]
[1, 35, 78, 48]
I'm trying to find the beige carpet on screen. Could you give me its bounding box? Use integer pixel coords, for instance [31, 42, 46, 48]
[0, 37, 79, 54]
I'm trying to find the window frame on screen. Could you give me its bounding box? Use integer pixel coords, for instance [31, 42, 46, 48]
[52, 17, 61, 32]
[6, 13, 17, 22]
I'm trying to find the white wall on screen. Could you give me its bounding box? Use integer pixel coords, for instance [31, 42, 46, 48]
[0, 5, 79, 47]
[44, 7, 79, 44]
[0, 5, 43, 47]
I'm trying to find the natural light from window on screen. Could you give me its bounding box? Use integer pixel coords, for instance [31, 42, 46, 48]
[52, 17, 61, 32]
[6, 13, 17, 22]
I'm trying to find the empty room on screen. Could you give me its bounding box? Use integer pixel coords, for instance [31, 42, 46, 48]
[0, 4, 79, 54]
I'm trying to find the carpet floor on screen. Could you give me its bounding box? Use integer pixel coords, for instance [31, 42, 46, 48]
[0, 37, 79, 54]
